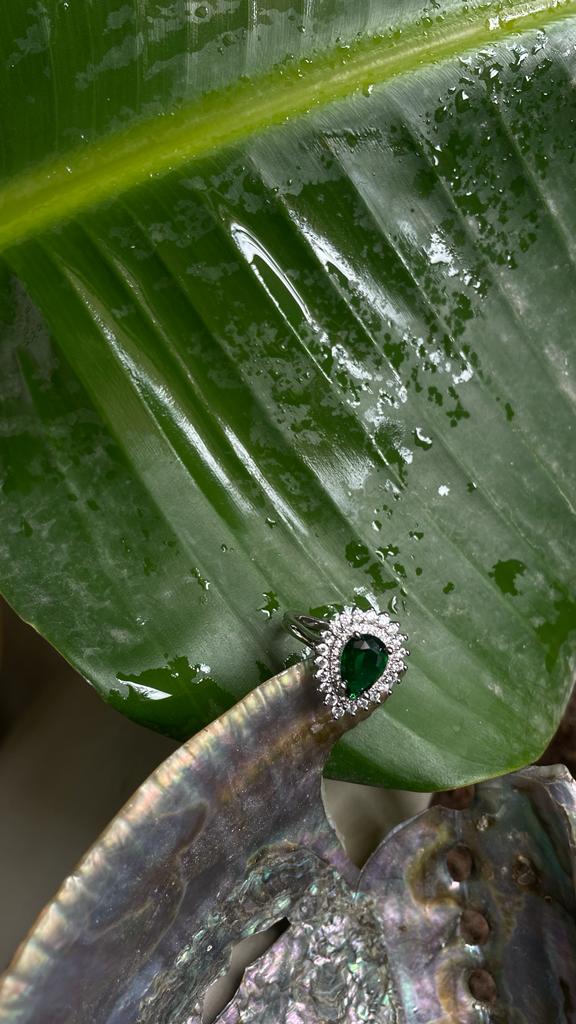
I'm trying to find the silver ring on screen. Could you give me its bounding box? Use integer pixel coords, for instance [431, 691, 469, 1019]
[284, 605, 409, 719]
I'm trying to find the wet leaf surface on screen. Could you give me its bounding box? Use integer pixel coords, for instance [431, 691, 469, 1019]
[0, 0, 575, 786]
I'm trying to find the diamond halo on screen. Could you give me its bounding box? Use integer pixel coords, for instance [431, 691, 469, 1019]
[312, 606, 409, 719]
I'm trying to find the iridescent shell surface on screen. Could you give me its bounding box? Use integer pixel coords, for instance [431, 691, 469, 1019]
[0, 663, 575, 1022]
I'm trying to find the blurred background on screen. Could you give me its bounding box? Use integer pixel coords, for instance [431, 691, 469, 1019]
[0, 598, 430, 971]
[0, 599, 177, 968]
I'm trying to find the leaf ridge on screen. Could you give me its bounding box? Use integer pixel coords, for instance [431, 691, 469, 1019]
[1, 0, 575, 250]
[254, 147, 569, 590]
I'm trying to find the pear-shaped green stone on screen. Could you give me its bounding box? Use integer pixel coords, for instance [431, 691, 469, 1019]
[340, 634, 389, 699]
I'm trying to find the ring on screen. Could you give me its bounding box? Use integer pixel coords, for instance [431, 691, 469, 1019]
[284, 605, 409, 719]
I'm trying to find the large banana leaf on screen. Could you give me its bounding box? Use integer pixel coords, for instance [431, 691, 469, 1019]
[0, 0, 575, 790]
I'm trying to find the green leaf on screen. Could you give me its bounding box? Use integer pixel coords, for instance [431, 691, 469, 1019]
[1, 0, 575, 789]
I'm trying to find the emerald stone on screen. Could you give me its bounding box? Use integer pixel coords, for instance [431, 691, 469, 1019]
[340, 633, 389, 699]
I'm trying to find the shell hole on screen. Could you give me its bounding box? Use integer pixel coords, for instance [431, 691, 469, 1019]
[202, 919, 290, 1023]
[468, 967, 497, 1003]
[446, 843, 474, 881]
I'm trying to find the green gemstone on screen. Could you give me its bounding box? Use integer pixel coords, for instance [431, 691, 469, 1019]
[340, 633, 389, 699]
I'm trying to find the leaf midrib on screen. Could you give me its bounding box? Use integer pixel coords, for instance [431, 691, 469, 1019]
[1, 0, 574, 252]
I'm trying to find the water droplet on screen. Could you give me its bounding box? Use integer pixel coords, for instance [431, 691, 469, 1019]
[190, 567, 210, 591]
[489, 559, 526, 596]
[414, 427, 433, 450]
[346, 541, 370, 567]
[455, 89, 471, 113]
[259, 592, 279, 618]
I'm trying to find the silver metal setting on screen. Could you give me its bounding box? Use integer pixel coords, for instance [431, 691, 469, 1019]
[285, 606, 409, 719]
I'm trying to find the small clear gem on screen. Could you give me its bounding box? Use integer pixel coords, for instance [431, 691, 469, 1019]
[340, 634, 389, 699]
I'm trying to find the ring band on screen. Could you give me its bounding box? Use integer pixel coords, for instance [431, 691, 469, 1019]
[284, 606, 409, 719]
[284, 612, 330, 647]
